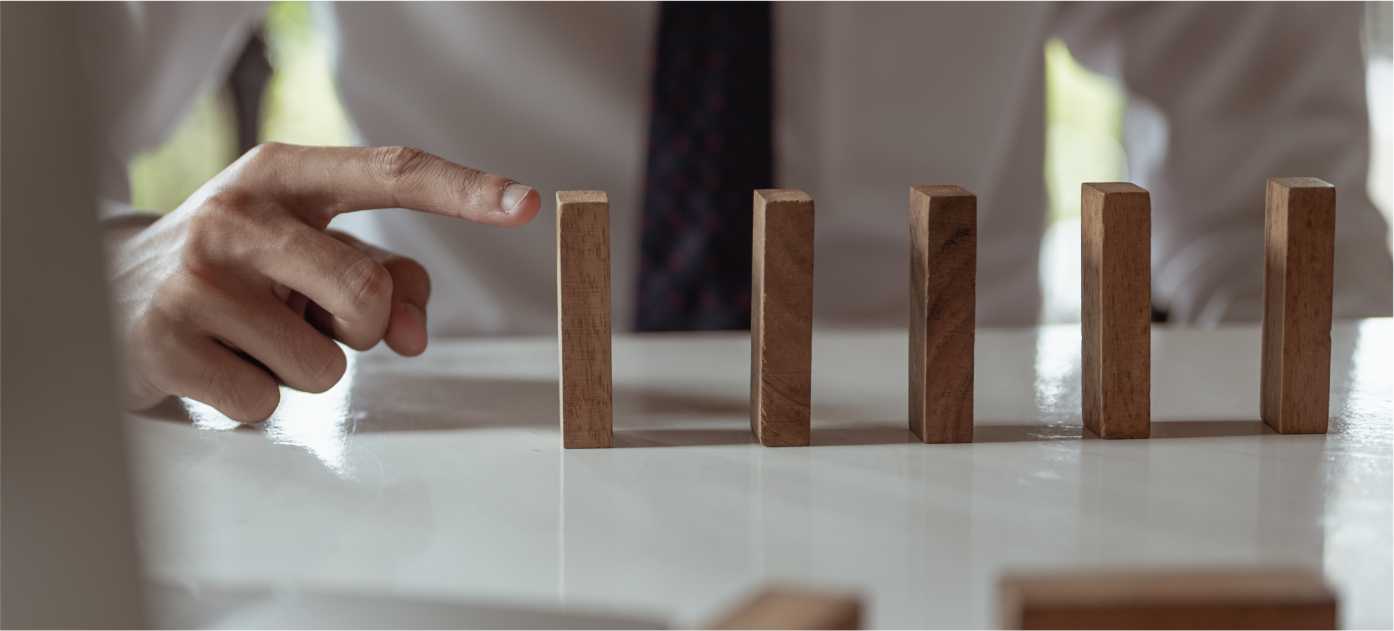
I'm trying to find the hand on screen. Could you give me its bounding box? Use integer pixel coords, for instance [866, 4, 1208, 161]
[107, 143, 540, 422]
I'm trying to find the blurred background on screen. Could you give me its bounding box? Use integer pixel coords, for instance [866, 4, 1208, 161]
[129, 1, 1394, 324]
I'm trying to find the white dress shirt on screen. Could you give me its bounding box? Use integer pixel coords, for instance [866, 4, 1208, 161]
[85, 2, 1392, 335]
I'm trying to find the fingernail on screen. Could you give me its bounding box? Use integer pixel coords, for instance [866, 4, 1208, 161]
[500, 183, 533, 214]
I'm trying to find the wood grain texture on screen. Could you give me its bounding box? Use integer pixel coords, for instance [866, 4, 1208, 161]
[908, 185, 977, 444]
[556, 191, 612, 449]
[1081, 183, 1151, 439]
[1261, 178, 1335, 435]
[751, 189, 815, 447]
[998, 567, 1337, 629]
[707, 585, 862, 630]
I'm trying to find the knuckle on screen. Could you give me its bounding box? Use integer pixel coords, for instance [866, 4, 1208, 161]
[449, 168, 489, 200]
[151, 273, 204, 326]
[242, 141, 289, 168]
[474, 171, 507, 196]
[201, 189, 254, 215]
[343, 256, 393, 310]
[182, 214, 223, 266]
[275, 227, 318, 262]
[180, 231, 215, 263]
[373, 146, 431, 183]
[185, 191, 262, 267]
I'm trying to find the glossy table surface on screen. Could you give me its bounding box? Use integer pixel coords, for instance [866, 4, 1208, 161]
[128, 319, 1392, 628]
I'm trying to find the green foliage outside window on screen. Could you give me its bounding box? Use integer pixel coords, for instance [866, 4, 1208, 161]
[129, 1, 353, 212]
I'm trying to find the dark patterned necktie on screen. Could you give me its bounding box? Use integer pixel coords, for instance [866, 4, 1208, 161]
[635, 2, 774, 332]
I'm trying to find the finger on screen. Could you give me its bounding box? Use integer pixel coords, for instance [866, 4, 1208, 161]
[385, 301, 428, 356]
[250, 222, 393, 351]
[187, 276, 349, 393]
[306, 299, 429, 358]
[153, 331, 282, 424]
[237, 142, 541, 228]
[328, 230, 431, 356]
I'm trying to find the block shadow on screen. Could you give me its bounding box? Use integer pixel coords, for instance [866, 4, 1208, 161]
[352, 375, 756, 435]
[615, 421, 920, 449]
[1150, 419, 1272, 438]
[614, 428, 752, 448]
[973, 418, 1271, 443]
[973, 421, 1082, 443]
[812, 423, 917, 446]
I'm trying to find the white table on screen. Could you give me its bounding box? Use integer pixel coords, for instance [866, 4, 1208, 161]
[129, 320, 1392, 628]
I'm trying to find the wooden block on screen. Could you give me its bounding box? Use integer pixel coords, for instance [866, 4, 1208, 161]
[556, 191, 612, 449]
[998, 567, 1338, 629]
[750, 189, 815, 447]
[707, 585, 862, 630]
[1081, 183, 1151, 439]
[1261, 178, 1335, 434]
[908, 185, 976, 444]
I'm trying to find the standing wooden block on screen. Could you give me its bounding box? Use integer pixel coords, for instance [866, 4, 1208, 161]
[998, 567, 1337, 629]
[908, 185, 976, 444]
[1081, 183, 1151, 439]
[707, 585, 862, 630]
[1261, 178, 1335, 435]
[556, 191, 612, 449]
[751, 189, 815, 447]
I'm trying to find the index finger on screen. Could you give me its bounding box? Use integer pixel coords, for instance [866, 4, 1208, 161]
[238, 143, 541, 228]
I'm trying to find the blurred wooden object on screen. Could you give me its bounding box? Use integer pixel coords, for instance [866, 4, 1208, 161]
[1261, 178, 1335, 434]
[1081, 183, 1151, 439]
[908, 185, 977, 444]
[997, 567, 1337, 629]
[556, 191, 613, 448]
[708, 585, 862, 629]
[750, 189, 815, 447]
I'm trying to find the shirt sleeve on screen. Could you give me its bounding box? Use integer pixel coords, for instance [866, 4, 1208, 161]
[78, 2, 267, 213]
[1055, 2, 1391, 323]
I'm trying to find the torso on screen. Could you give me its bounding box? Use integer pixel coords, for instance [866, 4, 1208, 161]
[324, 3, 1054, 334]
